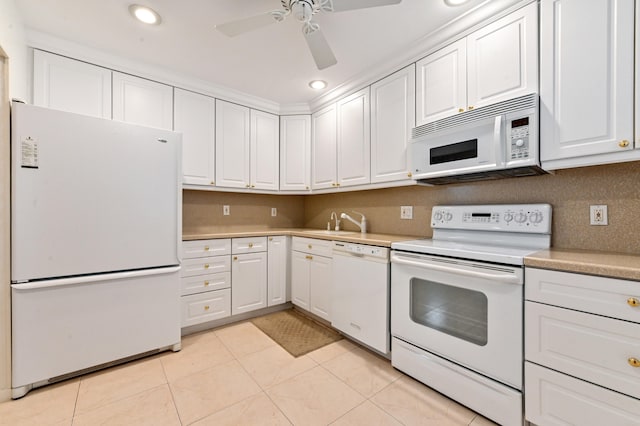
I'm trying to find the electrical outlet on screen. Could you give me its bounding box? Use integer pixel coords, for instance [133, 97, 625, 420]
[271, 207, 277, 217]
[223, 205, 230, 216]
[400, 206, 413, 220]
[590, 205, 608, 225]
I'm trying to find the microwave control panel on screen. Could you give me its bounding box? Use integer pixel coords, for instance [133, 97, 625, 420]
[509, 117, 530, 160]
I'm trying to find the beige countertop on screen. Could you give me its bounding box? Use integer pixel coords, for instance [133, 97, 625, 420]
[525, 249, 640, 281]
[182, 228, 419, 247]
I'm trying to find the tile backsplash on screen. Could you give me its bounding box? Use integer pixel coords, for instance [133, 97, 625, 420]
[184, 161, 640, 254]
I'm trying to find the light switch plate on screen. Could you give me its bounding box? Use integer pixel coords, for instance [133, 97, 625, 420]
[590, 205, 607, 225]
[223, 205, 230, 216]
[401, 206, 413, 220]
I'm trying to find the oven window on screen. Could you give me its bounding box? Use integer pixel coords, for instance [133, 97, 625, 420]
[409, 278, 488, 346]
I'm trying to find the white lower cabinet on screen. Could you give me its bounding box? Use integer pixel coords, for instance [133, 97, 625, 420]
[231, 237, 267, 315]
[291, 237, 332, 321]
[180, 239, 231, 327]
[524, 267, 640, 424]
[267, 236, 290, 306]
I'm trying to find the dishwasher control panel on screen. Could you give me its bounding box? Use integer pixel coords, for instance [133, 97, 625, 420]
[333, 242, 389, 260]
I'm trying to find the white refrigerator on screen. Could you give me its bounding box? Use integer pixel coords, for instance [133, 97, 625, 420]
[10, 102, 182, 398]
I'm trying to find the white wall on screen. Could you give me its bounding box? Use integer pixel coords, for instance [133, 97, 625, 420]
[0, 0, 29, 101]
[0, 0, 28, 403]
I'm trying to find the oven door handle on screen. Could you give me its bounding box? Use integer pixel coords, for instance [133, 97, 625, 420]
[391, 254, 521, 284]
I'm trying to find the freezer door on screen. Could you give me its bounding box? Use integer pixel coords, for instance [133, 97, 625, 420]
[11, 103, 181, 282]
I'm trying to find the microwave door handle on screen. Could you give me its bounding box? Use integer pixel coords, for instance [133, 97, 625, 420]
[391, 254, 520, 284]
[494, 115, 505, 167]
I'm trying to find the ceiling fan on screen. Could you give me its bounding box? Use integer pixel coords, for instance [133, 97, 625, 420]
[215, 0, 402, 70]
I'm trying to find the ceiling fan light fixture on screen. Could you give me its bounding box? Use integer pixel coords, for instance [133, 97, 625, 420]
[444, 0, 470, 5]
[309, 80, 328, 90]
[129, 4, 161, 25]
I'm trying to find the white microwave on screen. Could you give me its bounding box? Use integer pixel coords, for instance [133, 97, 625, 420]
[410, 93, 545, 185]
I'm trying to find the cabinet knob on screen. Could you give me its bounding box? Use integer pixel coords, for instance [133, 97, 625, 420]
[204, 246, 210, 251]
[233, 256, 238, 261]
[306, 186, 309, 190]
[204, 281, 209, 286]
[619, 140, 630, 148]
[306, 255, 313, 260]
[204, 305, 210, 311]
[628, 297, 639, 307]
[628, 358, 640, 367]
[204, 264, 209, 269]
[407, 172, 412, 178]
[468, 106, 474, 110]
[246, 184, 250, 188]
[458, 108, 465, 113]
[308, 244, 312, 249]
[336, 183, 341, 187]
[251, 185, 255, 188]
[248, 243, 254, 248]
[210, 181, 215, 185]
[269, 237, 273, 241]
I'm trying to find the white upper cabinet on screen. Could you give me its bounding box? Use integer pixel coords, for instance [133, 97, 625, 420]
[466, 3, 538, 109]
[215, 100, 251, 189]
[336, 88, 371, 187]
[280, 115, 311, 191]
[311, 103, 338, 189]
[416, 2, 537, 126]
[416, 40, 466, 125]
[540, 0, 638, 169]
[33, 50, 112, 119]
[250, 110, 279, 190]
[371, 64, 416, 183]
[174, 89, 216, 186]
[112, 72, 173, 130]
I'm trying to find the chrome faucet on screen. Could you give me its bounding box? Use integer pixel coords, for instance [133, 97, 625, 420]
[340, 211, 367, 234]
[330, 211, 341, 231]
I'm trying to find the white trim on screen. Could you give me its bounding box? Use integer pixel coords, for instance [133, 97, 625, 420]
[542, 150, 640, 171]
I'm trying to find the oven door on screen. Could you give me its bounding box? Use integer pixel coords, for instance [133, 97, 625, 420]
[411, 115, 505, 180]
[391, 251, 523, 389]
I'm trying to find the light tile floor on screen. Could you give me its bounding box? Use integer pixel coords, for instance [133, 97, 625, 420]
[0, 320, 499, 426]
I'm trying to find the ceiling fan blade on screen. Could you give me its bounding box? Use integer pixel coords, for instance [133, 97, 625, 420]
[215, 11, 280, 37]
[304, 27, 337, 70]
[330, 0, 402, 12]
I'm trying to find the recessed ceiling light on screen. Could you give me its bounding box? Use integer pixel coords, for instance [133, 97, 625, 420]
[129, 4, 161, 25]
[309, 80, 327, 90]
[444, 0, 470, 5]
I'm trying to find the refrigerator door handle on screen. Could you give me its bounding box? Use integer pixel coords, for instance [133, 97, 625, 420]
[11, 266, 181, 290]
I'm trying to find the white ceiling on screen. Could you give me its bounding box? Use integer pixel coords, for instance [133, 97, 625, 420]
[15, 0, 519, 106]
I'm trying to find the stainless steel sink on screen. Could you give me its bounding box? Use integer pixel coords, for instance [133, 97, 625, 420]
[304, 230, 358, 236]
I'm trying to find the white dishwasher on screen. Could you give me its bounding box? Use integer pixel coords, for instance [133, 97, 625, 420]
[331, 241, 390, 355]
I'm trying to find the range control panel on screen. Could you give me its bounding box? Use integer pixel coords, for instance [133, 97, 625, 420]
[333, 242, 389, 259]
[431, 204, 552, 234]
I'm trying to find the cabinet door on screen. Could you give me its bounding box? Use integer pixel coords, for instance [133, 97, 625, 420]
[371, 64, 415, 183]
[33, 50, 112, 119]
[415, 39, 466, 126]
[112, 72, 173, 130]
[467, 2, 538, 110]
[215, 100, 251, 188]
[309, 255, 332, 321]
[337, 88, 370, 187]
[311, 104, 337, 189]
[540, 0, 634, 166]
[267, 236, 290, 306]
[291, 250, 310, 310]
[231, 252, 267, 315]
[280, 115, 311, 191]
[250, 110, 279, 190]
[174, 89, 215, 186]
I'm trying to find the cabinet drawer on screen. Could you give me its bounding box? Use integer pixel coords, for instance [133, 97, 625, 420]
[181, 256, 230, 277]
[182, 239, 231, 259]
[525, 268, 640, 324]
[232, 237, 267, 254]
[181, 289, 231, 327]
[181, 272, 230, 296]
[526, 301, 640, 399]
[525, 362, 640, 426]
[292, 236, 333, 257]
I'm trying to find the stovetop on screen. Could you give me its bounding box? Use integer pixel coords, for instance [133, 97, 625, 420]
[391, 204, 552, 266]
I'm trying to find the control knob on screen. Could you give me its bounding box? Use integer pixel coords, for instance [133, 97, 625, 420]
[433, 211, 443, 221]
[529, 211, 544, 224]
[515, 139, 525, 147]
[504, 212, 514, 223]
[514, 212, 527, 223]
[444, 212, 453, 221]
